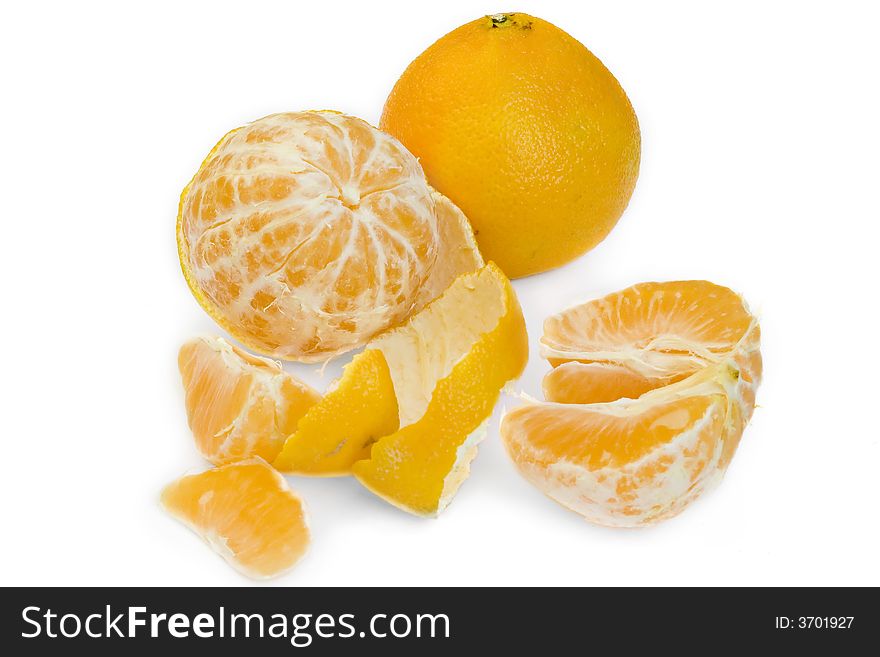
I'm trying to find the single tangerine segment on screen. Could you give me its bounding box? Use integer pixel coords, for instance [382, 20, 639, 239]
[272, 349, 399, 476]
[502, 365, 745, 527]
[177, 111, 443, 362]
[161, 458, 310, 579]
[179, 336, 320, 465]
[353, 262, 528, 516]
[541, 280, 761, 409]
[543, 361, 676, 404]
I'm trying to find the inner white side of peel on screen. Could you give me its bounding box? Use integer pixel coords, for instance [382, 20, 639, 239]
[370, 267, 505, 427]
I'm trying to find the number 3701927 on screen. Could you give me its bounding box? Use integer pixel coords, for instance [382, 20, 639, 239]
[775, 617, 854, 629]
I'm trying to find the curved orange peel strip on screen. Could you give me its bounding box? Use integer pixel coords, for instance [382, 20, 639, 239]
[272, 349, 399, 476]
[353, 262, 528, 516]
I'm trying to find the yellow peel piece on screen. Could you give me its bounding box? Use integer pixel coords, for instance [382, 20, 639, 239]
[353, 262, 528, 516]
[272, 349, 398, 476]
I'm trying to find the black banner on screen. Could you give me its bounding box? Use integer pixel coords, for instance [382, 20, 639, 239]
[2, 587, 876, 653]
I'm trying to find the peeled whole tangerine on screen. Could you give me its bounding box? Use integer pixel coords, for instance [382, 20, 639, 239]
[353, 263, 528, 516]
[177, 111, 481, 363]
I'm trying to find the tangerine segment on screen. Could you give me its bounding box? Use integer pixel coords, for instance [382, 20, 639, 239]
[543, 361, 679, 405]
[179, 336, 320, 465]
[353, 262, 528, 516]
[502, 366, 743, 527]
[412, 189, 484, 312]
[177, 111, 441, 363]
[161, 459, 310, 579]
[541, 280, 758, 382]
[272, 349, 399, 476]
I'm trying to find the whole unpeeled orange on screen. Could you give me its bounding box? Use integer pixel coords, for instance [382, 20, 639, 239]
[380, 13, 641, 278]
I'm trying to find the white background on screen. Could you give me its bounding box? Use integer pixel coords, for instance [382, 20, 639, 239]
[3, 1, 878, 587]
